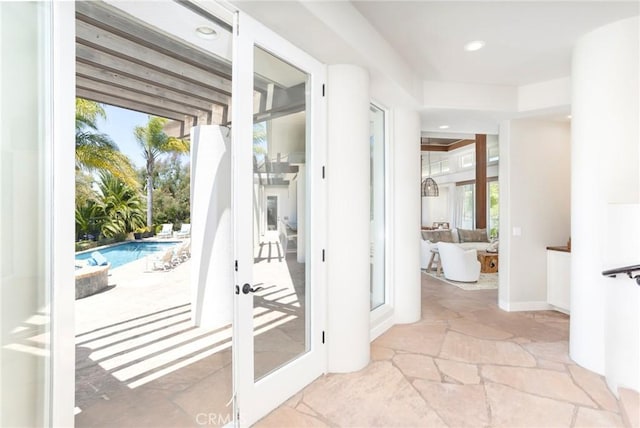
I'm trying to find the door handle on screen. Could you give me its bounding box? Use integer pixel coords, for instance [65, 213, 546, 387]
[242, 283, 264, 294]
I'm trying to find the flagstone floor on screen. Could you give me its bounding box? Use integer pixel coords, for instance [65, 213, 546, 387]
[75, 254, 639, 427]
[257, 274, 639, 428]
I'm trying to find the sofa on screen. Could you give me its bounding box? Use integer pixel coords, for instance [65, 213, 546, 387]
[421, 228, 495, 252]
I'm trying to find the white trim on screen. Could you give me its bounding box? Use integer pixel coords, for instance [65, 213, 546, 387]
[382, 102, 393, 312]
[51, 2, 76, 426]
[370, 100, 390, 313]
[499, 300, 552, 312]
[370, 305, 394, 341]
[498, 120, 510, 308]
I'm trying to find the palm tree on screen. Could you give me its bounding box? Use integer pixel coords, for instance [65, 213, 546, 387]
[75, 98, 137, 187]
[134, 116, 189, 227]
[95, 172, 145, 238]
[75, 200, 102, 241]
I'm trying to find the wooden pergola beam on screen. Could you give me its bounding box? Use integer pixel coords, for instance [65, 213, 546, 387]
[76, 63, 220, 112]
[75, 1, 232, 80]
[76, 45, 231, 106]
[76, 88, 191, 123]
[76, 76, 209, 119]
[76, 20, 231, 95]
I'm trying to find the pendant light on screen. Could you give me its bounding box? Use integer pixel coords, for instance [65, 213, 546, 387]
[421, 151, 439, 197]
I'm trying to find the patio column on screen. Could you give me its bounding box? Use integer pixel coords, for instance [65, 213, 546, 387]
[570, 16, 639, 393]
[326, 64, 371, 373]
[190, 125, 233, 328]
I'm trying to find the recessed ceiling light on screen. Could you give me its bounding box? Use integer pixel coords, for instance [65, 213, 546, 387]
[196, 26, 218, 40]
[567, 115, 572, 119]
[439, 125, 450, 129]
[464, 40, 485, 52]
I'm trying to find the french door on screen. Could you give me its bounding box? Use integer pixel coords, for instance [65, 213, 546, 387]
[231, 11, 326, 426]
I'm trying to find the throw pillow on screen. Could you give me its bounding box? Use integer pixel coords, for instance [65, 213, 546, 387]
[458, 228, 489, 243]
[421, 230, 454, 243]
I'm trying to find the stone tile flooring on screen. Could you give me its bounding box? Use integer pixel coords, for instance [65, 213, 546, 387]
[75, 257, 638, 427]
[257, 273, 639, 427]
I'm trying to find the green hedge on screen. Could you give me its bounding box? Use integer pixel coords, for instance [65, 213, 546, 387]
[75, 234, 126, 252]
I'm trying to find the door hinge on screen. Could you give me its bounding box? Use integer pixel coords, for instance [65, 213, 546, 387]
[322, 84, 325, 97]
[234, 260, 238, 271]
[322, 331, 325, 344]
[322, 165, 325, 179]
[322, 249, 325, 262]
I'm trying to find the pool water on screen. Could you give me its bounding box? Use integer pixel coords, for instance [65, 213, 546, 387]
[76, 241, 179, 269]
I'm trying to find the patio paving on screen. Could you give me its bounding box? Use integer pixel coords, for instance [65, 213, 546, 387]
[75, 255, 234, 427]
[75, 239, 307, 427]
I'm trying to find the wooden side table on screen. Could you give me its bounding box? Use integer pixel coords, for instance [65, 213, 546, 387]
[427, 248, 442, 276]
[477, 251, 499, 273]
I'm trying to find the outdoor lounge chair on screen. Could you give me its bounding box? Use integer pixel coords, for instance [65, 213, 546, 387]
[175, 223, 191, 239]
[90, 251, 109, 266]
[149, 247, 177, 271]
[157, 223, 173, 239]
[173, 239, 191, 263]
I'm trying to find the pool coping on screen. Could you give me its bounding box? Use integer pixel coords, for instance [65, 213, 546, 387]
[75, 238, 183, 256]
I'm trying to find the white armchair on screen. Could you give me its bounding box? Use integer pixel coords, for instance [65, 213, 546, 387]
[420, 238, 432, 269]
[437, 242, 481, 283]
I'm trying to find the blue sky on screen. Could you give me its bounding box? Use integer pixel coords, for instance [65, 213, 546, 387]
[94, 104, 150, 168]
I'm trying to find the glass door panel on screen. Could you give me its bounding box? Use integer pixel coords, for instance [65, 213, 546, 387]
[252, 46, 309, 380]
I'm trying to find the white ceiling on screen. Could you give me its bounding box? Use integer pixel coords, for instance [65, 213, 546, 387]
[236, 1, 638, 86]
[233, 1, 638, 133]
[352, 1, 639, 86]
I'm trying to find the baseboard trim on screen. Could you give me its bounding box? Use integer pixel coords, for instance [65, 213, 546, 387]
[499, 300, 552, 312]
[370, 310, 395, 341]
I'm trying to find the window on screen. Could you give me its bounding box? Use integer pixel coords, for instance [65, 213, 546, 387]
[456, 183, 475, 229]
[488, 144, 499, 162]
[488, 181, 499, 238]
[370, 104, 385, 310]
[460, 152, 474, 168]
[429, 159, 449, 176]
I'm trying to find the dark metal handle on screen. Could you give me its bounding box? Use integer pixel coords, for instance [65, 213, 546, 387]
[602, 264, 640, 285]
[242, 283, 264, 294]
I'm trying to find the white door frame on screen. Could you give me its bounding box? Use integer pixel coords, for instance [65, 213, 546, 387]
[231, 10, 327, 426]
[51, 2, 77, 426]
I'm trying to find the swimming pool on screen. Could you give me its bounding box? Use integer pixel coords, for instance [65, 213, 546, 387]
[76, 241, 179, 269]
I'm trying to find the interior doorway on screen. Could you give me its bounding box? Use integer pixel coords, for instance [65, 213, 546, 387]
[266, 195, 278, 231]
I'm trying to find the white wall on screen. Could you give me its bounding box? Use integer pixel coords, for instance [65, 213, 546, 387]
[269, 111, 305, 160]
[190, 126, 233, 328]
[392, 109, 421, 325]
[421, 187, 449, 227]
[499, 119, 571, 311]
[570, 16, 639, 393]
